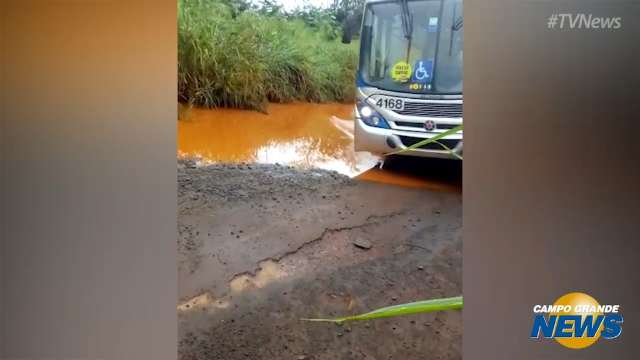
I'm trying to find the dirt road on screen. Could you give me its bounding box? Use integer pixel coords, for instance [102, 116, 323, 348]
[178, 159, 462, 359]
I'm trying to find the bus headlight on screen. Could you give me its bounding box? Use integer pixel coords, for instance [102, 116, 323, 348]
[357, 102, 390, 129]
[360, 105, 373, 117]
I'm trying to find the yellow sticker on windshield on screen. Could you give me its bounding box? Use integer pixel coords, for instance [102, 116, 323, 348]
[390, 61, 412, 82]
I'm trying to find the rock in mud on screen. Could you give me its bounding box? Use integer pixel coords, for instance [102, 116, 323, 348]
[352, 238, 372, 250]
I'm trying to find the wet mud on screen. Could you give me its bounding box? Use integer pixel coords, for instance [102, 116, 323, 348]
[178, 160, 461, 359]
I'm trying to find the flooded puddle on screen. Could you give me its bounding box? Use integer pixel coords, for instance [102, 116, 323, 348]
[178, 102, 461, 191]
[177, 292, 229, 313]
[358, 167, 461, 192]
[178, 103, 378, 177]
[229, 260, 286, 293]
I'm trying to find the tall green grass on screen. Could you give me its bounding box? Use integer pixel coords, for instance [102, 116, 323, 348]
[178, 0, 359, 111]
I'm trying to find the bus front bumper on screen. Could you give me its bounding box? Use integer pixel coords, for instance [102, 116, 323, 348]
[354, 115, 463, 160]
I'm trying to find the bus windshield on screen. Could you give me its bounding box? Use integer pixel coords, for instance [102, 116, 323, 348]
[359, 0, 463, 94]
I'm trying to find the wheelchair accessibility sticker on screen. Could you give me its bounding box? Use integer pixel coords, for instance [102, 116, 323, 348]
[412, 59, 433, 84]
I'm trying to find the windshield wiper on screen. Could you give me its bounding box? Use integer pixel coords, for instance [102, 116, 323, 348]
[449, 3, 462, 56]
[399, 0, 413, 61]
[400, 0, 413, 39]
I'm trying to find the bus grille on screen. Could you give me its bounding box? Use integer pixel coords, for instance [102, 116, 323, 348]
[395, 101, 462, 118]
[399, 136, 461, 150]
[394, 121, 459, 130]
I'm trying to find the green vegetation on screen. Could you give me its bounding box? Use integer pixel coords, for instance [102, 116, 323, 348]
[303, 296, 463, 323]
[178, 0, 361, 111]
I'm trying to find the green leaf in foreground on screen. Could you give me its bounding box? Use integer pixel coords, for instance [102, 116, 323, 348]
[385, 125, 463, 160]
[302, 296, 463, 323]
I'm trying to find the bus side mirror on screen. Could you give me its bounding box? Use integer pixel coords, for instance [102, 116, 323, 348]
[341, 11, 355, 44]
[341, 22, 352, 44]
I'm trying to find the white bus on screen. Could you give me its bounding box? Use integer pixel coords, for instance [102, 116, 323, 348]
[351, 0, 463, 159]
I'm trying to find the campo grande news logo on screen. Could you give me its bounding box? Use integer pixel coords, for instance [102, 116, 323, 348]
[530, 292, 623, 349]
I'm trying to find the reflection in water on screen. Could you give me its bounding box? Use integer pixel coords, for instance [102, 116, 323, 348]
[177, 292, 229, 313]
[358, 167, 460, 193]
[359, 156, 462, 193]
[229, 260, 286, 293]
[178, 103, 379, 177]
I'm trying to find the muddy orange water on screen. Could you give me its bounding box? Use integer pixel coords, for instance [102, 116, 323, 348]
[178, 103, 378, 176]
[178, 102, 461, 191]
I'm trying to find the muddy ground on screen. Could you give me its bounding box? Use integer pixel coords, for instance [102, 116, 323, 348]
[178, 159, 462, 360]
